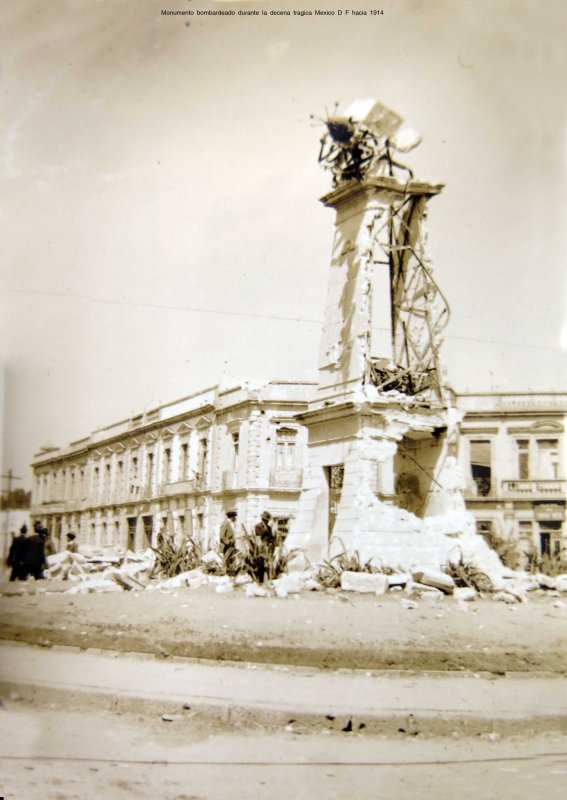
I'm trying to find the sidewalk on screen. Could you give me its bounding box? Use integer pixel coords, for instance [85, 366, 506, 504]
[1, 641, 566, 733]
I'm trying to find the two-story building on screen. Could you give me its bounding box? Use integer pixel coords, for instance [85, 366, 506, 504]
[458, 392, 566, 564]
[31, 381, 313, 553]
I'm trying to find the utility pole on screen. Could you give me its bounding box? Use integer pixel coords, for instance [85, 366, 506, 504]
[1, 469, 23, 559]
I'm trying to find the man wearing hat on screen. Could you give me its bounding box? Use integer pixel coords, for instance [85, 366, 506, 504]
[219, 509, 238, 574]
[255, 510, 276, 583]
[7, 525, 29, 581]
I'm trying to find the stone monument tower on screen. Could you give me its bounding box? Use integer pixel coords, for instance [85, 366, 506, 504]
[287, 100, 484, 569]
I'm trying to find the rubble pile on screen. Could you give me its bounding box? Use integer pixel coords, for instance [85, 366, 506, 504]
[26, 545, 567, 603]
[44, 546, 153, 594]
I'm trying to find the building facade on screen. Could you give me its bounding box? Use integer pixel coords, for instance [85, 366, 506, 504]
[31, 386, 566, 561]
[31, 381, 313, 553]
[459, 392, 566, 565]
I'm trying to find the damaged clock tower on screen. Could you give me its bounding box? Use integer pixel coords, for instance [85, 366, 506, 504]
[287, 100, 489, 569]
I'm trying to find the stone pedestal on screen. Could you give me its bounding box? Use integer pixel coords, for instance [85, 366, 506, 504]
[286, 175, 496, 571]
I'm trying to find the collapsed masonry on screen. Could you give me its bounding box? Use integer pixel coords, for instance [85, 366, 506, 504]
[286, 100, 500, 574]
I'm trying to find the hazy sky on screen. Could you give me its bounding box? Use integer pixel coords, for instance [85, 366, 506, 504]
[2, 0, 566, 488]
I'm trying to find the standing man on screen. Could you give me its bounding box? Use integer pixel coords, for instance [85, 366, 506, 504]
[25, 525, 47, 580]
[7, 525, 29, 581]
[219, 510, 238, 574]
[255, 510, 275, 583]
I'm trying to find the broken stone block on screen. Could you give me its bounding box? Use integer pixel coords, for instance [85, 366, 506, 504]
[186, 568, 208, 589]
[555, 575, 567, 593]
[411, 569, 455, 594]
[273, 574, 304, 597]
[234, 574, 252, 586]
[409, 583, 444, 600]
[245, 583, 269, 598]
[453, 587, 476, 602]
[340, 572, 388, 594]
[493, 591, 519, 604]
[46, 552, 72, 568]
[387, 572, 411, 588]
[537, 573, 557, 590]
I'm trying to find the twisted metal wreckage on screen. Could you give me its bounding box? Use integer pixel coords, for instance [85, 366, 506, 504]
[316, 100, 450, 403]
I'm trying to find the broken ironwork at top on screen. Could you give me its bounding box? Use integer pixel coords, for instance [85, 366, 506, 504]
[315, 99, 421, 187]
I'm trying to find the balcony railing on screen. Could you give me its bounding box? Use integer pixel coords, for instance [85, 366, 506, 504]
[160, 479, 197, 497]
[501, 479, 566, 498]
[270, 468, 303, 490]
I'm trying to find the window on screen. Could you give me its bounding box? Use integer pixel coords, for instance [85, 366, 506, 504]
[145, 452, 154, 492]
[470, 440, 492, 496]
[274, 516, 290, 545]
[537, 439, 560, 479]
[517, 439, 529, 480]
[539, 520, 562, 557]
[127, 517, 137, 551]
[231, 432, 240, 472]
[197, 436, 209, 485]
[276, 429, 297, 471]
[163, 448, 171, 483]
[131, 454, 139, 481]
[180, 443, 189, 480]
[142, 515, 153, 548]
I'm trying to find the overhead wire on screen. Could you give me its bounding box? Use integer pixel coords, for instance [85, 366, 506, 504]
[2, 286, 563, 352]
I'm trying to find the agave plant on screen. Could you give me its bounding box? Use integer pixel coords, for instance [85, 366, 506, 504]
[150, 534, 203, 579]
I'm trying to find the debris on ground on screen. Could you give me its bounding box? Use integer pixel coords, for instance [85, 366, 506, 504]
[6, 538, 567, 610]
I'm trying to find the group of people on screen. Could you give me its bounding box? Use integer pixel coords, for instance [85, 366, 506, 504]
[6, 522, 77, 582]
[219, 508, 277, 581]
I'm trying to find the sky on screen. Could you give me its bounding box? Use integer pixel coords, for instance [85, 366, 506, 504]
[1, 0, 566, 489]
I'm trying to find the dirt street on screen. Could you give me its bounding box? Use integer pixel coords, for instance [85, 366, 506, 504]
[1, 578, 566, 673]
[1, 700, 566, 800]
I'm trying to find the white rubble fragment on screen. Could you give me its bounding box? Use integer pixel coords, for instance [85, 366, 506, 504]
[553, 600, 564, 608]
[387, 573, 411, 588]
[155, 571, 197, 589]
[340, 571, 388, 595]
[46, 551, 72, 568]
[498, 584, 528, 603]
[273, 574, 304, 597]
[411, 569, 454, 594]
[453, 587, 477, 602]
[66, 577, 121, 594]
[234, 574, 252, 586]
[493, 591, 520, 604]
[215, 581, 234, 594]
[202, 550, 223, 566]
[554, 574, 567, 593]
[186, 569, 208, 589]
[536, 573, 557, 590]
[245, 583, 269, 598]
[409, 583, 444, 600]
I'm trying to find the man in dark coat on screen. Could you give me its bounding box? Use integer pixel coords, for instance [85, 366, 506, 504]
[25, 527, 47, 580]
[7, 525, 29, 581]
[219, 510, 238, 574]
[254, 511, 275, 583]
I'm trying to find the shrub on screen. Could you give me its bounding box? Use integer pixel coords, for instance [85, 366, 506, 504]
[525, 549, 567, 577]
[238, 526, 302, 584]
[150, 534, 202, 579]
[445, 560, 493, 593]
